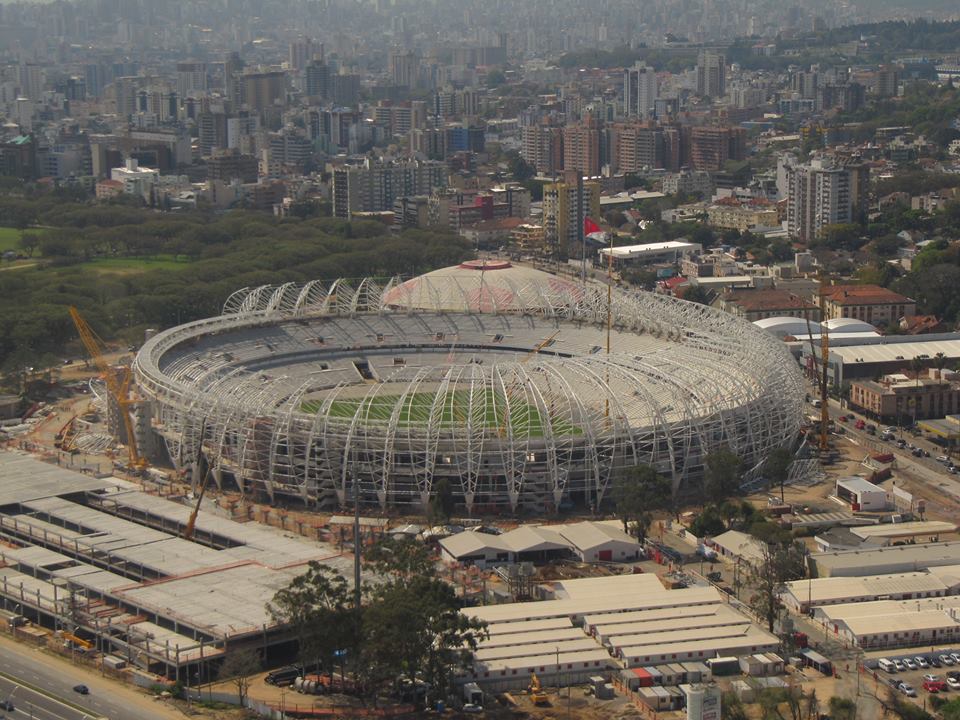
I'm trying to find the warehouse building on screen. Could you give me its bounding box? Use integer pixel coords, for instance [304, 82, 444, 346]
[835, 477, 889, 512]
[848, 521, 956, 544]
[557, 522, 643, 562]
[461, 574, 777, 690]
[439, 521, 642, 568]
[708, 530, 766, 565]
[0, 453, 358, 681]
[781, 568, 960, 614]
[810, 541, 960, 578]
[812, 596, 960, 649]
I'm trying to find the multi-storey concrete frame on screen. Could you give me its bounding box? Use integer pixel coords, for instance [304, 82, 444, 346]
[134, 274, 804, 513]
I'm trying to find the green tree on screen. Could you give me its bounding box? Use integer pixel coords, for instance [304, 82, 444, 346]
[612, 465, 672, 541]
[704, 447, 742, 503]
[268, 561, 355, 684]
[360, 573, 487, 704]
[507, 152, 535, 182]
[486, 69, 507, 87]
[217, 647, 261, 706]
[828, 696, 857, 720]
[428, 477, 455, 524]
[765, 447, 794, 503]
[681, 284, 713, 306]
[745, 540, 807, 632]
[18, 231, 40, 258]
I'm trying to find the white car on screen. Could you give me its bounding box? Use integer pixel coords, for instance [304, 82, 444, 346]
[940, 655, 956, 666]
[903, 658, 918, 670]
[900, 683, 917, 697]
[948, 677, 960, 690]
[923, 674, 940, 683]
[917, 657, 931, 669]
[951, 653, 960, 664]
[894, 659, 906, 671]
[937, 455, 951, 464]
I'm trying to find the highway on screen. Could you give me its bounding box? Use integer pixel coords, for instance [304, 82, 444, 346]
[0, 672, 99, 720]
[0, 637, 182, 720]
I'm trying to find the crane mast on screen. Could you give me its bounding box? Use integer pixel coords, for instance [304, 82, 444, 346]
[68, 307, 145, 471]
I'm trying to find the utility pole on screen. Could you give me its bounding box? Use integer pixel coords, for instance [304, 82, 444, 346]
[353, 473, 361, 612]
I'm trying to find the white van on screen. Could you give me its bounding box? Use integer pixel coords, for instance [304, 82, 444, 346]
[879, 658, 897, 673]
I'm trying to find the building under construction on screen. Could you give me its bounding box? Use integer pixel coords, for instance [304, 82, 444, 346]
[133, 262, 805, 514]
[0, 452, 357, 681]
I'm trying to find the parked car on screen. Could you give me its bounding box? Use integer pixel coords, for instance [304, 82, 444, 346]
[947, 670, 960, 680]
[917, 657, 931, 669]
[951, 653, 960, 664]
[948, 677, 960, 690]
[838, 415, 849, 422]
[937, 455, 950, 463]
[904, 658, 918, 670]
[923, 679, 947, 693]
[923, 673, 940, 683]
[931, 656, 943, 668]
[894, 659, 906, 671]
[901, 683, 917, 697]
[939, 654, 956, 666]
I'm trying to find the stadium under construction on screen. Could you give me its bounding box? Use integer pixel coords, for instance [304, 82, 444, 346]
[133, 261, 804, 513]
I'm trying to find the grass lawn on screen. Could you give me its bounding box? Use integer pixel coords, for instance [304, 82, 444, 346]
[0, 226, 47, 253]
[302, 389, 582, 437]
[78, 255, 193, 276]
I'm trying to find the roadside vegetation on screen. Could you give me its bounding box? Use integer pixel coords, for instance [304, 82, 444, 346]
[0, 182, 471, 390]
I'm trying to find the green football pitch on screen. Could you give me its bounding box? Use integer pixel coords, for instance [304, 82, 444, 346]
[301, 390, 582, 437]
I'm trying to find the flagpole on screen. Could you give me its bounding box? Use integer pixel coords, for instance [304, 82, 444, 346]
[578, 173, 585, 284]
[605, 231, 613, 419]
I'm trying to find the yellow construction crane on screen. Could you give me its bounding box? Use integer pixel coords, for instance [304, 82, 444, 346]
[68, 307, 146, 471]
[803, 275, 832, 453]
[183, 421, 211, 541]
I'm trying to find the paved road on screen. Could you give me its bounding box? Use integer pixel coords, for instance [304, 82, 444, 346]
[0, 673, 98, 720]
[0, 638, 181, 720]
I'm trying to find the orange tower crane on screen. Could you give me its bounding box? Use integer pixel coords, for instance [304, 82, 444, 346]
[68, 307, 146, 471]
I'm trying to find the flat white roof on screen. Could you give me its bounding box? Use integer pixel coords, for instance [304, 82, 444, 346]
[585, 602, 728, 630]
[480, 628, 588, 649]
[830, 337, 960, 365]
[473, 648, 615, 674]
[467, 583, 721, 624]
[600, 241, 701, 258]
[549, 573, 663, 600]
[816, 596, 960, 638]
[836, 477, 886, 495]
[475, 638, 601, 662]
[812, 541, 960, 575]
[851, 521, 956, 540]
[618, 629, 779, 662]
[783, 571, 948, 605]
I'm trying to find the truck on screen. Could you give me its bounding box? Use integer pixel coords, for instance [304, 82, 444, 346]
[463, 682, 483, 707]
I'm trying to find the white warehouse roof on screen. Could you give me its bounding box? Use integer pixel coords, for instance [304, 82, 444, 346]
[811, 541, 960, 577]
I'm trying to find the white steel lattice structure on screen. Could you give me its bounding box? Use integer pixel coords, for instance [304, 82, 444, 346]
[134, 262, 804, 513]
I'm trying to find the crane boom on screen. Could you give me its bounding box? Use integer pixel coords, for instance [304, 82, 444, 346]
[68, 307, 144, 469]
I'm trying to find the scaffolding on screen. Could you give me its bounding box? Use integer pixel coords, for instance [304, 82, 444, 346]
[133, 275, 805, 513]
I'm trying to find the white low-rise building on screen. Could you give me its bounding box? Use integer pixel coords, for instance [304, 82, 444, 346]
[557, 521, 643, 562]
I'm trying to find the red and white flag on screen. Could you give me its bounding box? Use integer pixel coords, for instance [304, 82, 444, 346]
[584, 217, 606, 240]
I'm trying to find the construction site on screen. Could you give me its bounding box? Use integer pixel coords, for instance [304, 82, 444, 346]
[0, 452, 361, 685]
